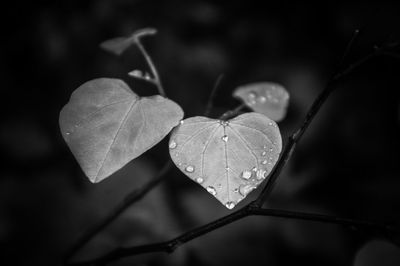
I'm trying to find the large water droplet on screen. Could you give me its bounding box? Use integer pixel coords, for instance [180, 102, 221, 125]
[185, 165, 195, 173]
[256, 169, 267, 180]
[241, 170, 252, 180]
[206, 186, 217, 195]
[258, 96, 267, 103]
[239, 184, 256, 196]
[248, 92, 257, 99]
[225, 201, 236, 209]
[196, 177, 204, 184]
[169, 140, 177, 149]
[221, 135, 229, 142]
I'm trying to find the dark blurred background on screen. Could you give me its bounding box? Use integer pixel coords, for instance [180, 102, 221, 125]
[1, 1, 400, 266]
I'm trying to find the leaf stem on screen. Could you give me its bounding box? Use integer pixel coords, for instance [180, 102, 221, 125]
[204, 74, 224, 116]
[135, 39, 166, 97]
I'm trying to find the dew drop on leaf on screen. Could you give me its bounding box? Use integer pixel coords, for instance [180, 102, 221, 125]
[169, 112, 282, 209]
[233, 82, 289, 122]
[196, 177, 204, 184]
[239, 184, 256, 197]
[169, 140, 177, 149]
[225, 201, 236, 209]
[185, 165, 195, 173]
[221, 135, 229, 142]
[207, 186, 217, 195]
[241, 170, 252, 180]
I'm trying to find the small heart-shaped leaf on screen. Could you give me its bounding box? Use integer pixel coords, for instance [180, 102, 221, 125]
[169, 112, 282, 209]
[233, 82, 289, 122]
[60, 78, 183, 183]
[100, 28, 157, 56]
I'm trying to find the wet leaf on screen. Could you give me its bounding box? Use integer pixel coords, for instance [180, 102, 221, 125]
[100, 28, 157, 56]
[233, 82, 289, 122]
[59, 78, 183, 183]
[169, 112, 282, 209]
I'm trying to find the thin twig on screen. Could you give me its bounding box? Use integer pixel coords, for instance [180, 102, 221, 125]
[69, 206, 396, 265]
[135, 40, 166, 97]
[64, 162, 173, 262]
[204, 74, 224, 116]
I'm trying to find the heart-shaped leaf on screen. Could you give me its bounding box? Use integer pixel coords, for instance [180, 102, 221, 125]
[169, 112, 282, 209]
[100, 28, 157, 56]
[233, 82, 289, 122]
[60, 78, 183, 183]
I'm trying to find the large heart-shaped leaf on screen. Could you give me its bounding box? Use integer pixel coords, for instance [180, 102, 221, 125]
[169, 112, 282, 209]
[60, 78, 183, 183]
[233, 82, 289, 122]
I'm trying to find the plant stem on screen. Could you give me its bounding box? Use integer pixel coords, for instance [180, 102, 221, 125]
[204, 74, 224, 116]
[135, 40, 166, 97]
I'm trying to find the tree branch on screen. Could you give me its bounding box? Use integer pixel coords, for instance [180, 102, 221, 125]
[69, 206, 397, 266]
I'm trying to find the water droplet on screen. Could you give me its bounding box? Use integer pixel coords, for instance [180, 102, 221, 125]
[225, 201, 236, 209]
[144, 72, 151, 80]
[169, 140, 177, 149]
[269, 148, 273, 152]
[261, 151, 266, 156]
[249, 100, 257, 105]
[259, 96, 267, 103]
[180, 120, 184, 124]
[248, 92, 257, 99]
[252, 167, 258, 172]
[185, 165, 195, 173]
[217, 183, 222, 188]
[221, 135, 229, 142]
[256, 169, 267, 180]
[239, 184, 256, 196]
[65, 132, 70, 135]
[268, 122, 273, 126]
[220, 121, 229, 126]
[207, 186, 217, 195]
[234, 188, 239, 193]
[196, 177, 204, 184]
[225, 166, 230, 171]
[262, 160, 267, 165]
[241, 170, 252, 180]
